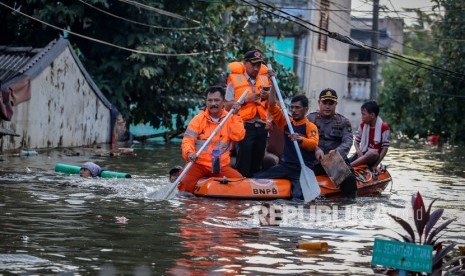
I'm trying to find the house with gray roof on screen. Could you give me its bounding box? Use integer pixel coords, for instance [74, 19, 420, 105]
[0, 37, 115, 152]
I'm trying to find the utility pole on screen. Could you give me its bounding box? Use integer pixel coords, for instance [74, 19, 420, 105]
[370, 0, 379, 100]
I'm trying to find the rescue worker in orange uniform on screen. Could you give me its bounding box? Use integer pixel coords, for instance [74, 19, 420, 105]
[225, 49, 271, 177]
[178, 86, 245, 193]
[254, 87, 319, 199]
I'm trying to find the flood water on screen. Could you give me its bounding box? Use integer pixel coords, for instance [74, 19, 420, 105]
[1, 140, 464, 275]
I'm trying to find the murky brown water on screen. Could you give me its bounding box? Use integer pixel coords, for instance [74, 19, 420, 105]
[1, 140, 464, 275]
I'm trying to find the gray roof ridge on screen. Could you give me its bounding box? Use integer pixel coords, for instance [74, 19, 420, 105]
[2, 37, 112, 109]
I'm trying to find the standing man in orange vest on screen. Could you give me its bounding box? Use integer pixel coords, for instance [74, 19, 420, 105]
[179, 86, 245, 193]
[225, 49, 271, 177]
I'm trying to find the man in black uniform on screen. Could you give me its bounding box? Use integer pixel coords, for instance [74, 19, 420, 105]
[307, 88, 357, 197]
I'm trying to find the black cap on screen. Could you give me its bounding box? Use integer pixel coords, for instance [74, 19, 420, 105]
[244, 50, 264, 64]
[169, 165, 183, 175]
[319, 88, 338, 102]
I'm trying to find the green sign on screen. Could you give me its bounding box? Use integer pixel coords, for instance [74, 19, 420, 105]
[372, 238, 433, 273]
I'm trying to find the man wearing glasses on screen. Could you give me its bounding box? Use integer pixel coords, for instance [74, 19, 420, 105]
[307, 88, 357, 198]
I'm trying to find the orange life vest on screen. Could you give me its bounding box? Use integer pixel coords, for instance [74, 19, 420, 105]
[181, 109, 245, 169]
[227, 62, 270, 121]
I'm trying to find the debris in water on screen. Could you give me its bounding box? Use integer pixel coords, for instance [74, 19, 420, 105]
[20, 235, 29, 243]
[115, 216, 128, 224]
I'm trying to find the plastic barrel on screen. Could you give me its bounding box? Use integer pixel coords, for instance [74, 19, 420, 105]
[55, 163, 131, 179]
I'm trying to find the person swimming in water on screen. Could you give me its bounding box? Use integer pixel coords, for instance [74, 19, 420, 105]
[169, 165, 183, 183]
[80, 162, 102, 178]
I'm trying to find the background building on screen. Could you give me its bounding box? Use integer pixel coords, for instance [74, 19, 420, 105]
[262, 1, 404, 127]
[344, 16, 404, 126]
[0, 38, 115, 152]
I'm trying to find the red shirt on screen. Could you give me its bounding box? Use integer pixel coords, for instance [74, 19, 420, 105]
[354, 121, 390, 153]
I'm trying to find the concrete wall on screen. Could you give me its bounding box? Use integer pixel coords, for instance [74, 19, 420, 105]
[384, 18, 404, 54]
[1, 47, 111, 150]
[303, 0, 351, 113]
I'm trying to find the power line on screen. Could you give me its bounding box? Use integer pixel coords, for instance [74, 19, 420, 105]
[78, 0, 199, 31]
[199, 0, 442, 13]
[283, 0, 463, 80]
[387, 0, 403, 19]
[278, 8, 442, 13]
[240, 0, 329, 37]
[202, 0, 443, 24]
[330, 0, 455, 78]
[353, 8, 442, 13]
[246, 0, 465, 82]
[116, 0, 200, 24]
[312, 0, 351, 34]
[329, 2, 419, 55]
[271, 49, 347, 76]
[0, 2, 216, 57]
[350, 5, 443, 23]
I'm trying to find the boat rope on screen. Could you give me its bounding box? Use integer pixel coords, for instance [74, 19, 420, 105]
[213, 177, 246, 184]
[354, 167, 372, 183]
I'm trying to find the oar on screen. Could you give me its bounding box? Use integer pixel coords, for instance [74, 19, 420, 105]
[267, 64, 320, 202]
[152, 89, 249, 200]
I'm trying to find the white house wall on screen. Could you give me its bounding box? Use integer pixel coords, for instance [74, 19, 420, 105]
[1, 47, 110, 150]
[303, 0, 351, 116]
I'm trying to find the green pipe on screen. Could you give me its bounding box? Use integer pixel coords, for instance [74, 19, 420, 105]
[100, 170, 131, 179]
[55, 163, 81, 174]
[55, 163, 131, 179]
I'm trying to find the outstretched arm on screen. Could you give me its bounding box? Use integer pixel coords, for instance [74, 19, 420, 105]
[267, 87, 287, 131]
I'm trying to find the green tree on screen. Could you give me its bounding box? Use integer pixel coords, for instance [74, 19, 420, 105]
[426, 0, 465, 143]
[378, 11, 436, 138]
[0, 0, 299, 134]
[378, 60, 430, 138]
[378, 1, 465, 143]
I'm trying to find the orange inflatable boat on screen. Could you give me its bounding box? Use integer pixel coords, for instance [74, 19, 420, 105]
[193, 166, 391, 199]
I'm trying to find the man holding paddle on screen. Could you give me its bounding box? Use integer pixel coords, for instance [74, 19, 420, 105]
[178, 86, 245, 193]
[254, 86, 319, 200]
[307, 88, 357, 198]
